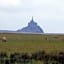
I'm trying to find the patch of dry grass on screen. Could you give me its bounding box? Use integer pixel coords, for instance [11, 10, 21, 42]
[0, 33, 64, 54]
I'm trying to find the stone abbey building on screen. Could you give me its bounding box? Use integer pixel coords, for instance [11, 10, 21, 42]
[17, 17, 44, 34]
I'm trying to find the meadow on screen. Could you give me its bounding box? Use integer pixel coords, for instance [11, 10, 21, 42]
[0, 33, 64, 54]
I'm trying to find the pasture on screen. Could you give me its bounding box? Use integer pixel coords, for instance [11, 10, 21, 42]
[0, 33, 64, 54]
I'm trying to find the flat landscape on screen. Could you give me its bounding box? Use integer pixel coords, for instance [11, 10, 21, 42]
[0, 33, 64, 54]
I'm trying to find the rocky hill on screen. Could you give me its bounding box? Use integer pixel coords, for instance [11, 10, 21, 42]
[17, 17, 44, 34]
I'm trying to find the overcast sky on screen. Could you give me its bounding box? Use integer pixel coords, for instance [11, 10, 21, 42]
[0, 0, 64, 33]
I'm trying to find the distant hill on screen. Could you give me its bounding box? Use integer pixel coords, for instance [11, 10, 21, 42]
[17, 17, 44, 34]
[0, 30, 16, 33]
[0, 17, 44, 34]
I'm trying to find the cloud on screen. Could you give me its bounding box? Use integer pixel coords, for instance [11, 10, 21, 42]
[0, 0, 64, 33]
[0, 0, 35, 13]
[0, 0, 22, 7]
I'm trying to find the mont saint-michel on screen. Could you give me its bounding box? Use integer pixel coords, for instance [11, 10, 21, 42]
[17, 17, 44, 34]
[0, 17, 44, 34]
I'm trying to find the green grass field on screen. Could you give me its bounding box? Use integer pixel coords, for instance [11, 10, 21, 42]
[0, 33, 64, 54]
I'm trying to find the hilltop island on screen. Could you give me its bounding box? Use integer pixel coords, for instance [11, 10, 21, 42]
[0, 17, 44, 34]
[17, 17, 44, 34]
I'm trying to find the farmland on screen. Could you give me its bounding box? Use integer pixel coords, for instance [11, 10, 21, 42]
[0, 33, 64, 54]
[0, 33, 64, 64]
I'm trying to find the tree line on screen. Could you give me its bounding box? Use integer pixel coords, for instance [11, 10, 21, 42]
[0, 50, 64, 64]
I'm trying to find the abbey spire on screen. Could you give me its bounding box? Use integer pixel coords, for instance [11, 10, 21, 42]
[31, 16, 33, 22]
[17, 17, 44, 33]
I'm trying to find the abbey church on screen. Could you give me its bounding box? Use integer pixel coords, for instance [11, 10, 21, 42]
[17, 17, 44, 34]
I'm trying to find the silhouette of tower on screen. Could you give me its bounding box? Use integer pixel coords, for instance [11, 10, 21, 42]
[28, 17, 37, 27]
[17, 17, 44, 33]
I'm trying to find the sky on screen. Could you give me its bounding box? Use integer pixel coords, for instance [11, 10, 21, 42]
[0, 0, 64, 33]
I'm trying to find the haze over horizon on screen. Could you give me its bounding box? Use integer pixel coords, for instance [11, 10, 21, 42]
[0, 0, 64, 33]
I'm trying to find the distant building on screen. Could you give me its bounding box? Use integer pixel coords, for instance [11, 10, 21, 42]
[17, 17, 44, 34]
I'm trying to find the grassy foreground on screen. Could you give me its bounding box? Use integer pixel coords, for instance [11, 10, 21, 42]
[0, 33, 64, 54]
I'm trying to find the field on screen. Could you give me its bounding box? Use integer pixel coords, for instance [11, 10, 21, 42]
[0, 33, 64, 54]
